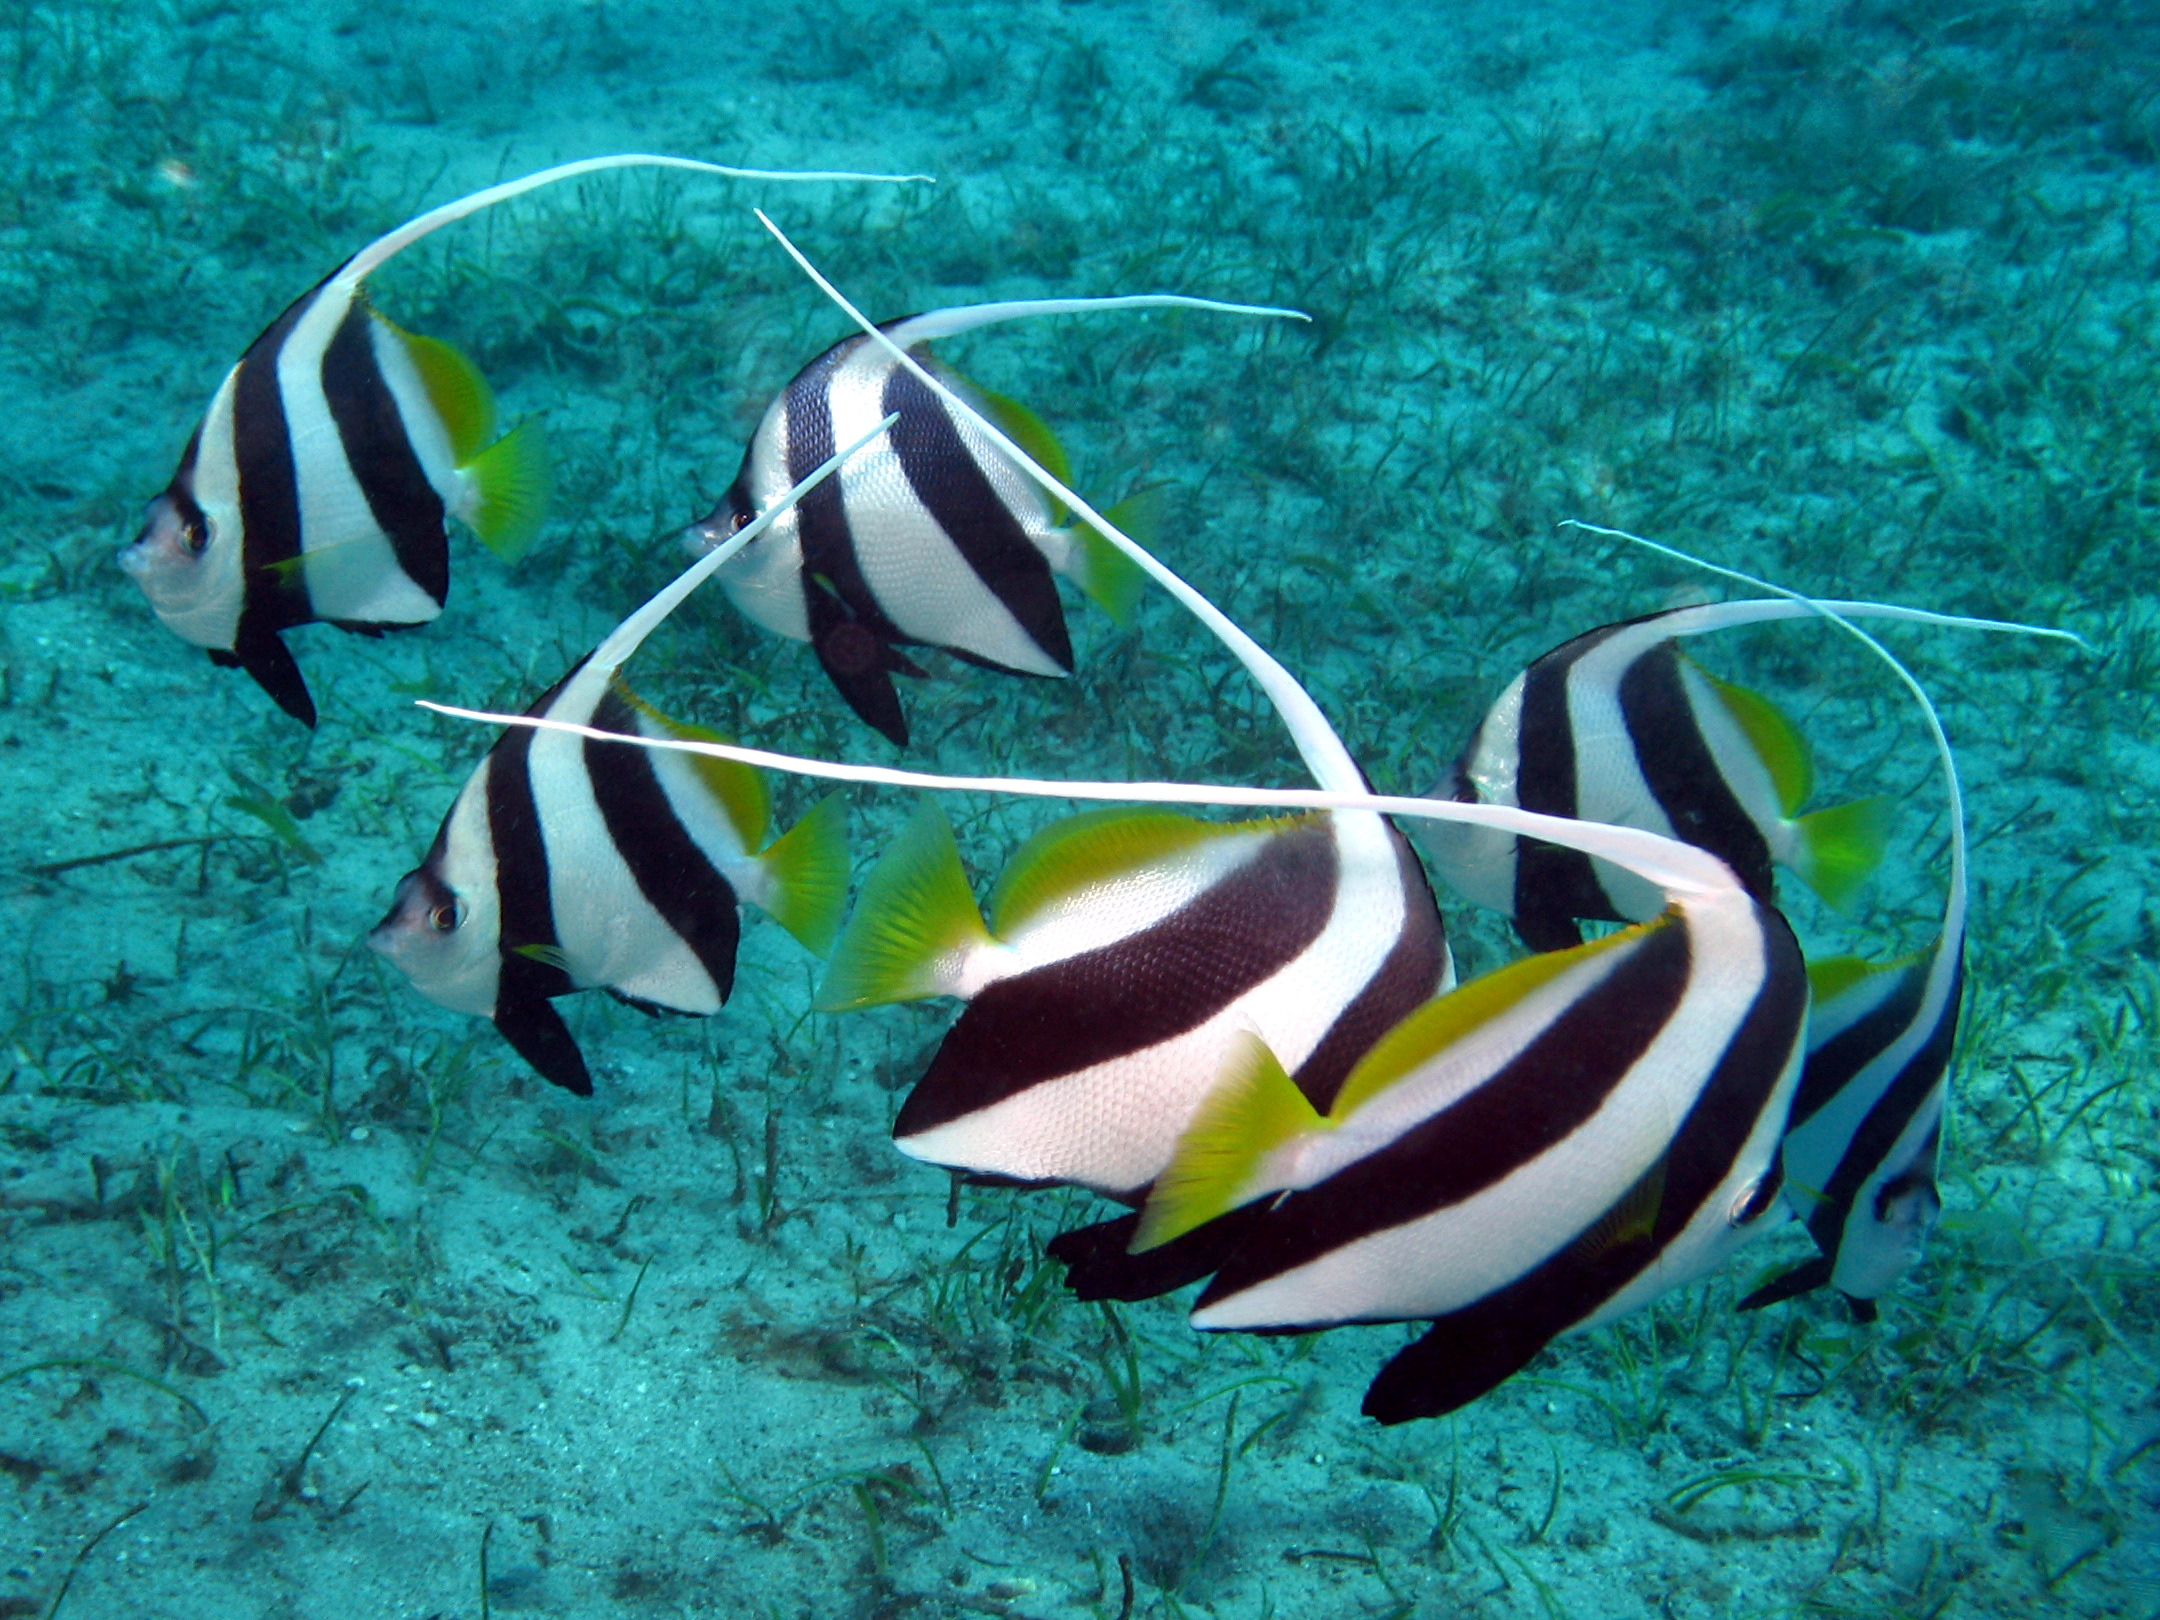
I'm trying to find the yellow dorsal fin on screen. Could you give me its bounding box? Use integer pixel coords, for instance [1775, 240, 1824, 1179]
[986, 806, 1269, 936]
[381, 317, 498, 462]
[1700, 664, 1813, 817]
[615, 682, 771, 852]
[971, 382, 1074, 525]
[1329, 914, 1666, 1121]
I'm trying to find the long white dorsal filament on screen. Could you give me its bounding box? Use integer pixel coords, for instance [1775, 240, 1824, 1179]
[1560, 520, 2088, 947]
[412, 701, 1747, 900]
[751, 210, 1372, 798]
[335, 154, 935, 296]
[881, 295, 1308, 348]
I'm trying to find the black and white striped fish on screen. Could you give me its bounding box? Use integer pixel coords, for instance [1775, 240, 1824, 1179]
[813, 797, 1450, 1201]
[1740, 625, 1972, 1323]
[1128, 843, 1808, 1423]
[1421, 602, 1902, 950]
[369, 658, 848, 1095]
[120, 153, 925, 729]
[689, 295, 1297, 748]
[367, 409, 897, 1093]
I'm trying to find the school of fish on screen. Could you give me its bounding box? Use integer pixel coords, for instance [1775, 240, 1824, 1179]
[118, 154, 2081, 1424]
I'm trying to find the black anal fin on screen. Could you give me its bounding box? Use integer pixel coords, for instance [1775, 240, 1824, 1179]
[218, 623, 317, 728]
[805, 579, 916, 747]
[1050, 1204, 1273, 1303]
[1842, 1292, 1879, 1325]
[1737, 1254, 1834, 1314]
[493, 992, 594, 1096]
[1360, 1312, 1555, 1425]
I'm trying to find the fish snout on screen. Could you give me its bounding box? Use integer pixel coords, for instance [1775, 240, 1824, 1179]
[370, 869, 461, 959]
[119, 493, 211, 596]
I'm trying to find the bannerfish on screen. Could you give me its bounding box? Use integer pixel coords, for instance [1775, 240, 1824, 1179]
[813, 797, 1450, 1201]
[368, 403, 898, 1093]
[371, 660, 848, 1095]
[688, 295, 1300, 748]
[1739, 628, 1970, 1323]
[1421, 602, 1905, 951]
[1126, 837, 1808, 1423]
[120, 152, 927, 729]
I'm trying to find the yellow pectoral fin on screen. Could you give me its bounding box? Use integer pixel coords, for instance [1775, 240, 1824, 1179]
[1132, 1031, 1320, 1253]
[814, 798, 990, 1012]
[1790, 796, 1895, 911]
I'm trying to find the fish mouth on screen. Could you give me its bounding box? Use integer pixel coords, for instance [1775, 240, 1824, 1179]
[115, 539, 151, 578]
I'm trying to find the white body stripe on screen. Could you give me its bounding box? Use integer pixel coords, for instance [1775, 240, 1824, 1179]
[423, 770, 506, 1017]
[828, 349, 1066, 674]
[150, 369, 248, 651]
[274, 293, 440, 627]
[713, 340, 1068, 673]
[713, 399, 813, 641]
[897, 809, 1424, 1192]
[369, 318, 469, 519]
[1558, 625, 1687, 919]
[529, 666, 727, 1014]
[1190, 882, 1785, 1329]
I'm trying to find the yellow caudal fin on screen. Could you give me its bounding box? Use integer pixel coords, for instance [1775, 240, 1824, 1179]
[1703, 668, 1813, 817]
[1791, 795, 1895, 910]
[752, 792, 850, 957]
[974, 384, 1074, 525]
[814, 799, 991, 1012]
[1132, 1032, 1321, 1253]
[463, 418, 553, 563]
[1067, 485, 1162, 626]
[395, 324, 499, 462]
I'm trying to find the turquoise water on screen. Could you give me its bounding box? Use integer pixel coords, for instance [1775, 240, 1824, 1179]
[2, 1, 2155, 1615]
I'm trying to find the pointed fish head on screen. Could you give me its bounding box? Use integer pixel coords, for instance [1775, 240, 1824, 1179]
[369, 839, 503, 1019]
[1833, 1163, 1942, 1302]
[119, 485, 234, 644]
[681, 479, 758, 560]
[119, 418, 247, 652]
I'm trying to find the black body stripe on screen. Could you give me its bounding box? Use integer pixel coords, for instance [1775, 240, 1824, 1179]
[1803, 957, 1960, 1260]
[881, 363, 1073, 674]
[584, 688, 744, 1005]
[1199, 915, 1694, 1305]
[320, 307, 450, 607]
[789, 341, 904, 642]
[1789, 958, 1932, 1127]
[1618, 643, 1774, 903]
[1510, 625, 1627, 950]
[894, 821, 1341, 1137]
[1290, 825, 1448, 1113]
[1358, 904, 1806, 1423]
[230, 283, 324, 634]
[786, 341, 914, 744]
[485, 717, 575, 1008]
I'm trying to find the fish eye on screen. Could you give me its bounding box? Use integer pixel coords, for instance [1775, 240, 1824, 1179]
[181, 515, 208, 555]
[429, 902, 460, 933]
